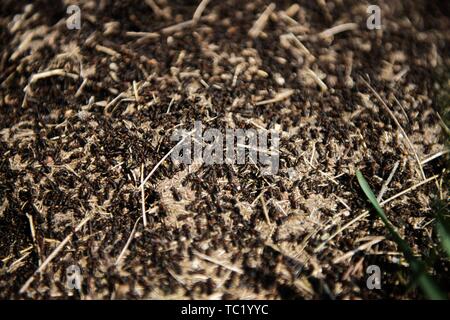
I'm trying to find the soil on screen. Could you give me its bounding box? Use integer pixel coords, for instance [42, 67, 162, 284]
[0, 0, 449, 299]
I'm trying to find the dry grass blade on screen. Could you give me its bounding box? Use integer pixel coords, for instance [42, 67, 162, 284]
[248, 3, 276, 38]
[115, 217, 142, 266]
[362, 78, 426, 181]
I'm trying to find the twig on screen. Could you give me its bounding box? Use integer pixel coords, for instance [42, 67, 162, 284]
[29, 69, 78, 84]
[319, 23, 358, 38]
[26, 210, 42, 265]
[393, 94, 410, 124]
[421, 149, 449, 165]
[193, 0, 211, 24]
[193, 250, 243, 274]
[140, 164, 147, 227]
[115, 217, 142, 266]
[377, 160, 399, 202]
[125, 31, 160, 39]
[20, 215, 92, 294]
[139, 128, 196, 188]
[306, 68, 328, 91]
[255, 89, 294, 105]
[362, 78, 426, 181]
[248, 3, 276, 38]
[260, 197, 271, 225]
[333, 236, 385, 264]
[161, 20, 194, 35]
[287, 33, 315, 62]
[145, 0, 165, 17]
[133, 80, 140, 102]
[95, 44, 120, 57]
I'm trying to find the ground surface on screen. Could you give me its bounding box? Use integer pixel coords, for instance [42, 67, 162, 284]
[0, 0, 449, 299]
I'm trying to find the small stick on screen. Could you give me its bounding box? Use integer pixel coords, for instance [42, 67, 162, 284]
[20, 215, 92, 294]
[377, 160, 399, 202]
[95, 44, 121, 57]
[248, 3, 276, 38]
[362, 78, 426, 181]
[115, 217, 142, 266]
[125, 31, 160, 39]
[140, 164, 147, 227]
[161, 20, 194, 35]
[105, 92, 126, 111]
[139, 128, 196, 188]
[333, 236, 384, 264]
[380, 174, 438, 205]
[29, 69, 78, 84]
[7, 251, 32, 273]
[421, 149, 449, 165]
[133, 80, 140, 102]
[436, 112, 450, 136]
[193, 0, 211, 24]
[255, 89, 294, 105]
[288, 33, 315, 61]
[75, 78, 88, 97]
[319, 23, 358, 38]
[166, 97, 174, 114]
[393, 94, 410, 124]
[193, 250, 243, 274]
[26, 210, 43, 265]
[306, 68, 328, 91]
[145, 0, 165, 17]
[260, 197, 271, 225]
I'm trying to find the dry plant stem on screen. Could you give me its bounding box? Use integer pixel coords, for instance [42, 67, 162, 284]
[95, 44, 120, 57]
[26, 211, 42, 265]
[105, 92, 126, 111]
[29, 69, 78, 84]
[333, 236, 385, 264]
[393, 95, 410, 123]
[161, 20, 194, 35]
[141, 164, 147, 227]
[421, 149, 450, 165]
[248, 3, 276, 38]
[125, 31, 159, 38]
[288, 33, 316, 61]
[362, 78, 426, 181]
[260, 196, 271, 225]
[314, 174, 439, 252]
[115, 217, 142, 266]
[193, 0, 211, 24]
[306, 68, 328, 91]
[377, 160, 400, 202]
[19, 215, 92, 293]
[255, 89, 294, 105]
[319, 23, 358, 38]
[193, 250, 243, 274]
[145, 0, 165, 17]
[140, 128, 196, 188]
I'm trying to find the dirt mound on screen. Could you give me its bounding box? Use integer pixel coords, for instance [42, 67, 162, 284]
[0, 0, 449, 299]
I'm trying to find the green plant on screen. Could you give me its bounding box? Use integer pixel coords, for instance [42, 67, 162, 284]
[356, 170, 447, 300]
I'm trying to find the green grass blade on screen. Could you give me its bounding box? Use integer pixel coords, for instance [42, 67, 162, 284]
[356, 170, 446, 300]
[436, 211, 450, 258]
[437, 221, 450, 258]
